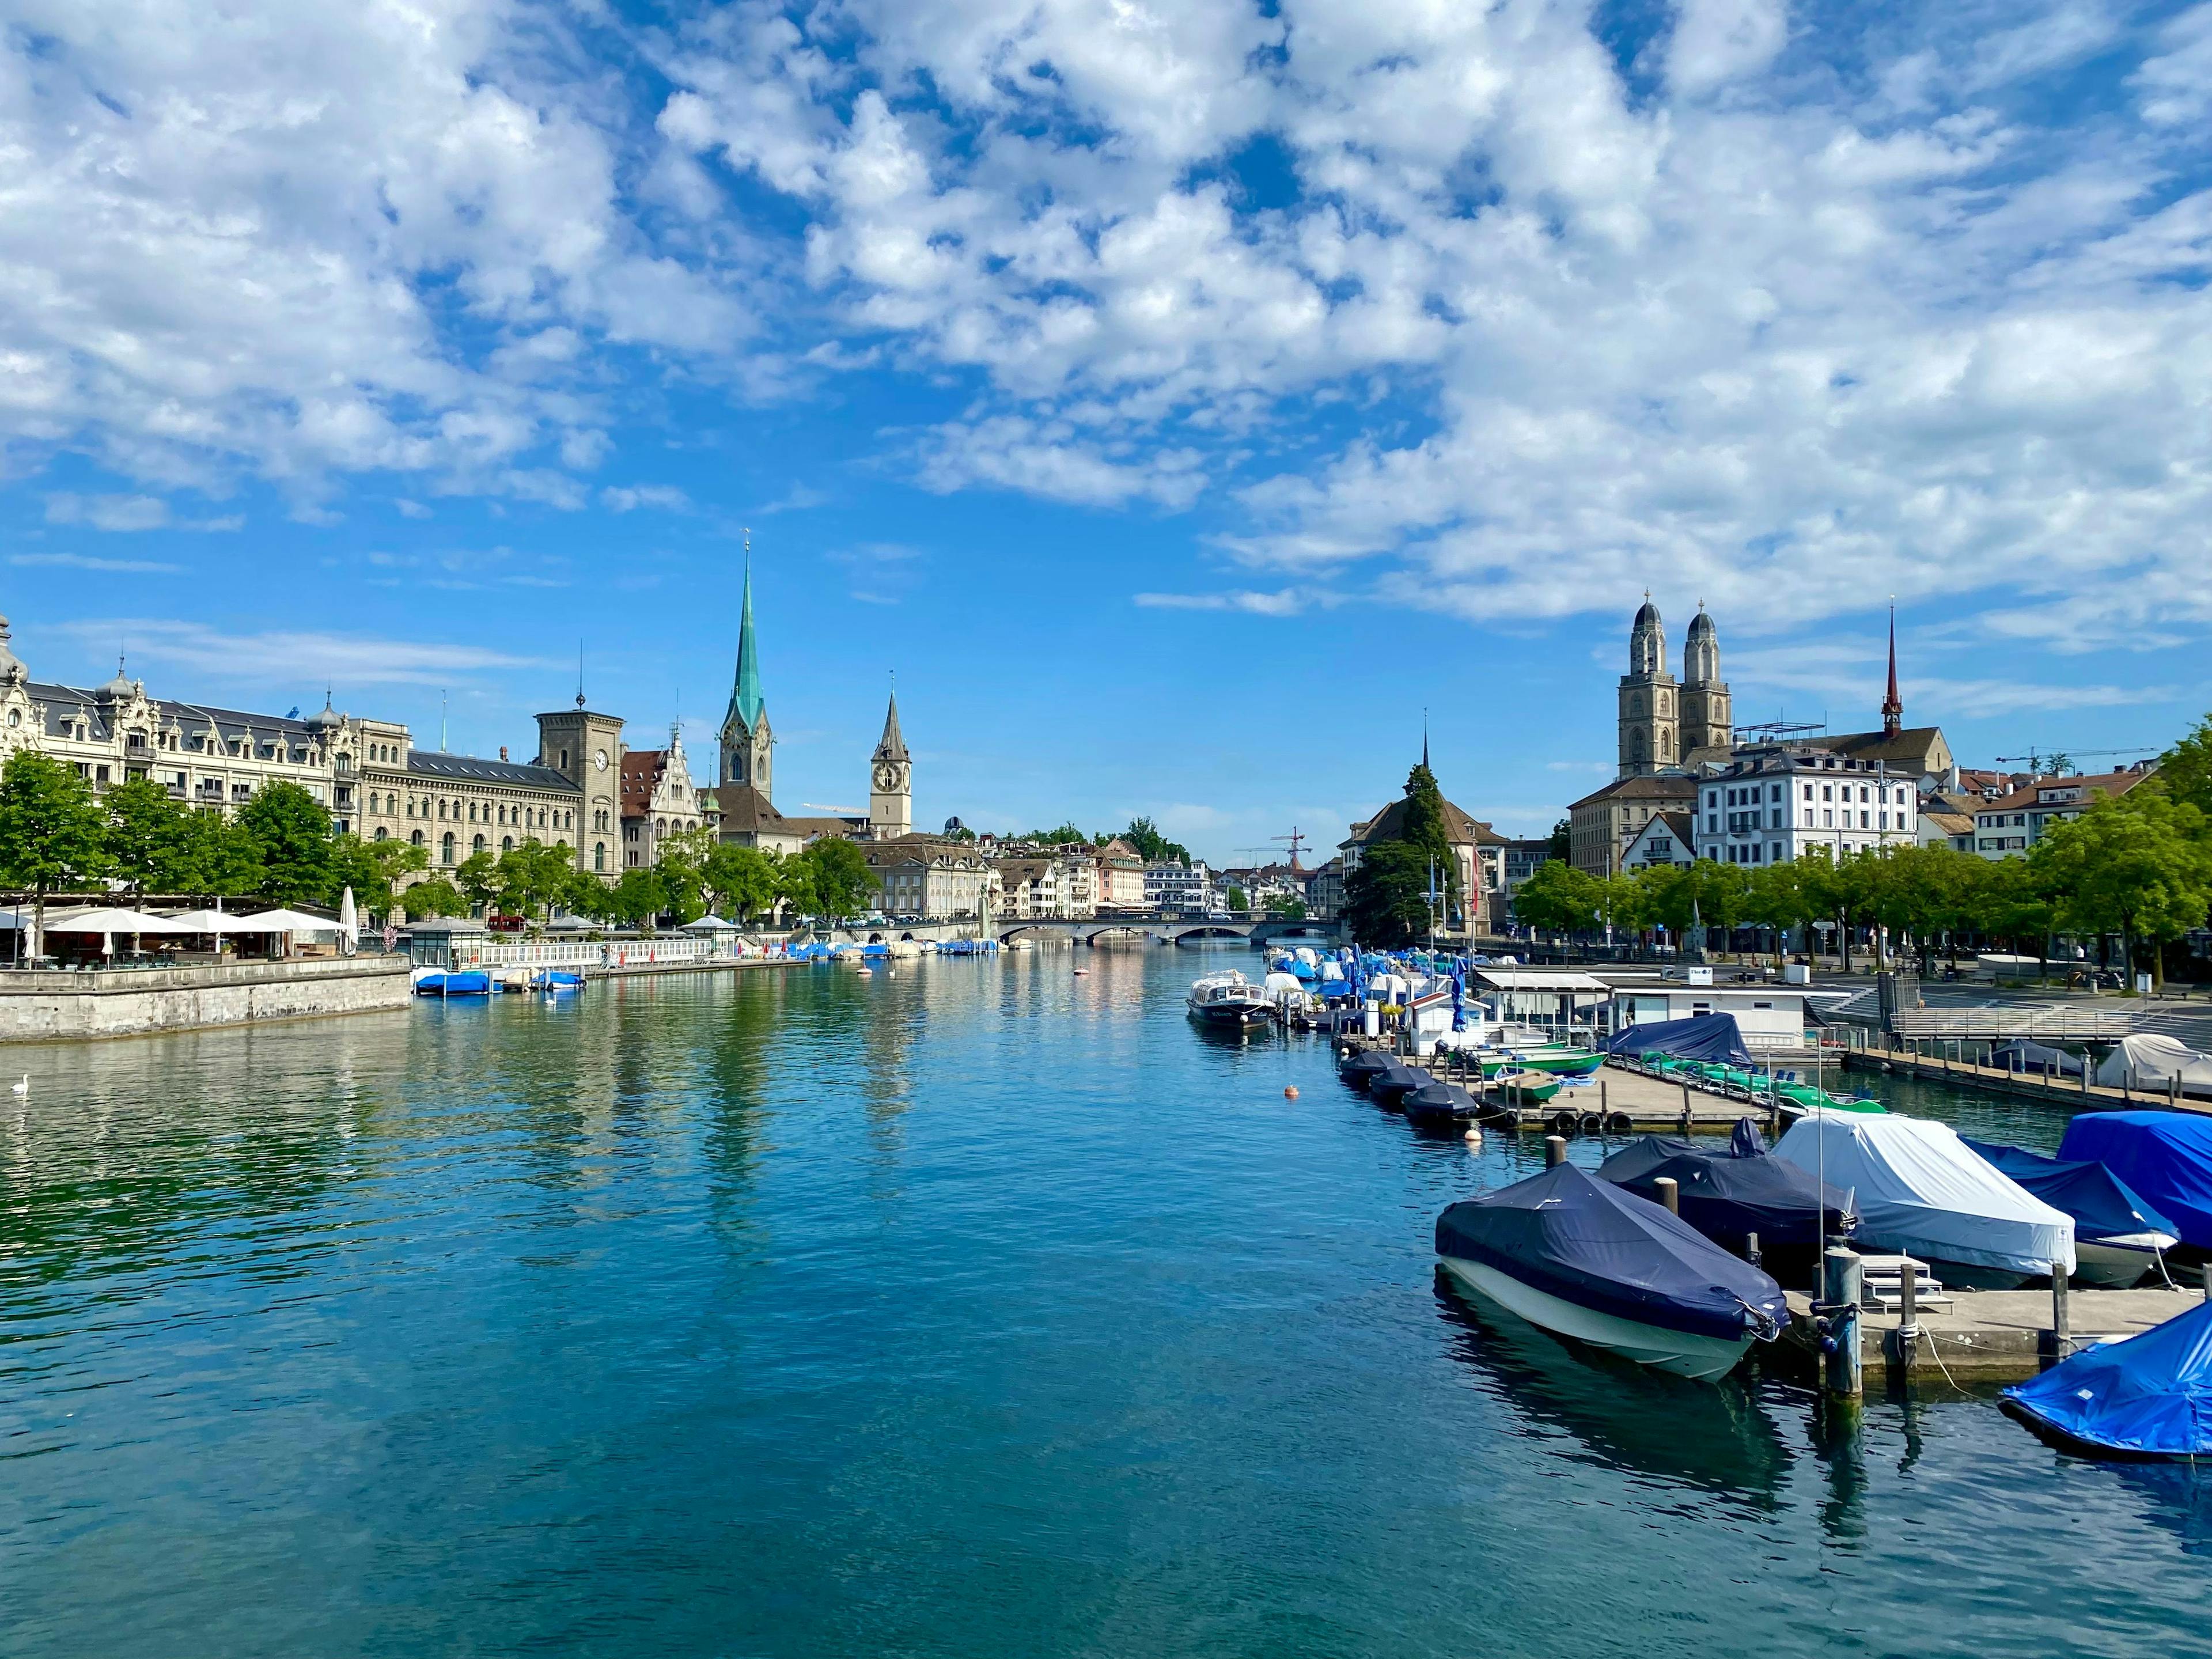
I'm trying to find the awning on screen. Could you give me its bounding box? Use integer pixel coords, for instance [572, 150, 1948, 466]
[43, 907, 200, 935]
[227, 908, 345, 933]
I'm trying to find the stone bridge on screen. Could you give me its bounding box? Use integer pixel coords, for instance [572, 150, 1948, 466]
[816, 915, 1346, 949]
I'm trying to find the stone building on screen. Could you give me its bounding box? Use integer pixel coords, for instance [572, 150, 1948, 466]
[620, 726, 707, 870]
[1567, 774, 1700, 878]
[1618, 597, 1732, 778]
[1339, 785, 1508, 933]
[863, 834, 990, 918]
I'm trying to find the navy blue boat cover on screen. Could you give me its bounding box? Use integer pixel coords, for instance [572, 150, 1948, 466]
[1987, 1040, 2084, 1077]
[1963, 1139, 2177, 1245]
[2003, 1297, 2212, 1457]
[1598, 1131, 1855, 1250]
[1603, 1013, 1753, 1067]
[1435, 1163, 1788, 1342]
[2058, 1112, 2212, 1251]
[1340, 1050, 1395, 1084]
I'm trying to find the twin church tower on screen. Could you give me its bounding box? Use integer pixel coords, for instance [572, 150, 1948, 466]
[718, 562, 912, 840]
[1617, 596, 1733, 778]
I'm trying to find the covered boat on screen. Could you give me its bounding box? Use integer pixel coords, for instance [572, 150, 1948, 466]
[1435, 1163, 1788, 1381]
[2096, 1035, 2212, 1100]
[1369, 1062, 1425, 1110]
[1599, 1119, 1855, 1259]
[2058, 1112, 2212, 1253]
[1403, 1079, 1480, 1127]
[2002, 1298, 2212, 1459]
[1963, 1139, 2179, 1287]
[412, 968, 491, 997]
[1987, 1040, 2084, 1078]
[1604, 1012, 1755, 1067]
[1339, 1049, 1396, 1090]
[1773, 1111, 2074, 1286]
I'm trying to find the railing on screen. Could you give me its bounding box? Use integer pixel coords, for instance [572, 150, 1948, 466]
[1883, 1008, 2137, 1040]
[452, 935, 744, 969]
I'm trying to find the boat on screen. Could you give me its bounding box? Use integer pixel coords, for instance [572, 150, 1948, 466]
[1403, 1078, 1480, 1127]
[2002, 1297, 2212, 1459]
[1599, 1119, 1855, 1270]
[1963, 1138, 2179, 1287]
[1339, 1049, 1397, 1091]
[1468, 1044, 1605, 1081]
[1607, 1013, 1878, 1114]
[1434, 1162, 1789, 1381]
[2056, 1112, 2212, 1253]
[1368, 1062, 1425, 1111]
[1186, 970, 1272, 1030]
[412, 968, 491, 997]
[532, 969, 586, 993]
[1495, 1069, 1561, 1105]
[2094, 1035, 2212, 1100]
[1772, 1111, 2074, 1288]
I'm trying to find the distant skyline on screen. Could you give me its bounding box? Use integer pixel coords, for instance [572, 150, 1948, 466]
[4, 1, 2205, 865]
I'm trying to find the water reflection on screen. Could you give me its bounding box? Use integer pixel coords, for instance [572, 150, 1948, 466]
[1431, 1271, 1791, 1509]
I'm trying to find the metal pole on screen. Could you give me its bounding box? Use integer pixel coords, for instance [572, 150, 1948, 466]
[1745, 1230, 1761, 1270]
[1544, 1135, 1567, 1169]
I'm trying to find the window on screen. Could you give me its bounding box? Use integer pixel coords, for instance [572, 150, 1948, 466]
[472, 835, 486, 854]
[374, 827, 388, 841]
[1823, 810, 1833, 828]
[411, 829, 424, 847]
[501, 836, 513, 853]
[1770, 843, 1783, 862]
[1801, 783, 1813, 799]
[593, 842, 606, 872]
[441, 832, 456, 864]
[1821, 784, 1832, 801]
[1861, 812, 1870, 829]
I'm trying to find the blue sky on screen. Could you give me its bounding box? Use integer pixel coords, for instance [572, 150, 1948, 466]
[4, 0, 2208, 863]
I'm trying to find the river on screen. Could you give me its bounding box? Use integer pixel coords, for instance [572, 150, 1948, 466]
[2, 946, 2206, 1657]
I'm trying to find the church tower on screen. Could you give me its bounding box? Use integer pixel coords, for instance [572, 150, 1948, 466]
[720, 558, 772, 803]
[868, 690, 912, 839]
[1617, 596, 1679, 778]
[1679, 603, 1732, 760]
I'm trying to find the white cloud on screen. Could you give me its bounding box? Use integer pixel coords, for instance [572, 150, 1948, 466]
[1669, 0, 1790, 97]
[44, 493, 172, 531]
[601, 484, 693, 513]
[10, 552, 185, 574]
[54, 619, 552, 687]
[1133, 588, 1320, 616]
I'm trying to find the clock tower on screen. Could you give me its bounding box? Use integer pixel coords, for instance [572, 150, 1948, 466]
[536, 691, 626, 878]
[868, 691, 911, 840]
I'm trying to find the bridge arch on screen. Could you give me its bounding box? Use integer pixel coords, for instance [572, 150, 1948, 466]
[1077, 922, 1161, 948]
[1163, 923, 1252, 946]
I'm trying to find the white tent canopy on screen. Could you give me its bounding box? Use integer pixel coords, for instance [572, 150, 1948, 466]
[164, 909, 243, 932]
[1774, 1110, 2074, 1278]
[2097, 1034, 2212, 1100]
[682, 914, 740, 932]
[227, 909, 345, 934]
[44, 908, 200, 935]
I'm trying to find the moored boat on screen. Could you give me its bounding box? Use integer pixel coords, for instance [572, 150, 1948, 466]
[1469, 1045, 1605, 1081]
[1435, 1163, 1788, 1381]
[1403, 1078, 1480, 1127]
[2056, 1112, 2212, 1256]
[1495, 1069, 1561, 1105]
[412, 968, 491, 997]
[1187, 970, 1272, 1030]
[1368, 1062, 1425, 1111]
[2002, 1296, 2212, 1459]
[1965, 1137, 2180, 1287]
[1598, 1119, 1855, 1271]
[1339, 1048, 1396, 1090]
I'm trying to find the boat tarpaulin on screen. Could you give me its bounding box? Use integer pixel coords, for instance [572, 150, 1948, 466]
[1434, 1163, 1787, 1343]
[1962, 1139, 2178, 1246]
[1604, 1013, 1753, 1067]
[2003, 1298, 2212, 1457]
[2096, 1035, 2212, 1100]
[2058, 1112, 2212, 1251]
[1598, 1131, 1855, 1251]
[1772, 1112, 2075, 1277]
[1987, 1040, 2085, 1078]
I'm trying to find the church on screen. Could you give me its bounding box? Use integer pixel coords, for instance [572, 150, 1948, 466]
[711, 562, 914, 857]
[1616, 595, 1733, 778]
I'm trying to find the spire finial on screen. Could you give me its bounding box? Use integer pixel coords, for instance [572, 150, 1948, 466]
[1422, 707, 1430, 770]
[575, 639, 586, 709]
[1881, 600, 1903, 737]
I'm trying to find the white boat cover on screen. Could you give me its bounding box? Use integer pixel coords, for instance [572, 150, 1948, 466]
[1773, 1111, 2074, 1277]
[2096, 1034, 2212, 1100]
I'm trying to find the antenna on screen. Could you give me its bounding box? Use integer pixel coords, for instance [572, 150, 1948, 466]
[440, 690, 448, 752]
[574, 639, 585, 709]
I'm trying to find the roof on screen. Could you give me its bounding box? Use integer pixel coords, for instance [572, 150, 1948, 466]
[620, 748, 668, 816]
[1979, 767, 2155, 815]
[1347, 793, 1502, 848]
[874, 692, 908, 762]
[1810, 726, 1948, 769]
[1569, 773, 1700, 810]
[408, 749, 579, 791]
[728, 562, 764, 736]
[1474, 968, 1613, 993]
[28, 680, 333, 746]
[1626, 811, 1694, 851]
[1922, 809, 1976, 835]
[715, 785, 853, 840]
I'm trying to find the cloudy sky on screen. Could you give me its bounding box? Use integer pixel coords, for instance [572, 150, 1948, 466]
[3, 0, 2207, 860]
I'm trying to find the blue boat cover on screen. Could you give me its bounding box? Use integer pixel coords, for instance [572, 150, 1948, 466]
[2058, 1112, 2212, 1251]
[1340, 1050, 1395, 1085]
[1597, 1131, 1855, 1251]
[1604, 1013, 1753, 1067]
[1435, 1163, 1789, 1343]
[1963, 1139, 2177, 1245]
[2003, 1298, 2212, 1457]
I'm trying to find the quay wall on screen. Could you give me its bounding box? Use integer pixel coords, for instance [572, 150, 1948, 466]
[0, 957, 411, 1043]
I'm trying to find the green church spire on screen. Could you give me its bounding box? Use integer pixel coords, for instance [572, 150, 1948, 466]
[728, 547, 764, 735]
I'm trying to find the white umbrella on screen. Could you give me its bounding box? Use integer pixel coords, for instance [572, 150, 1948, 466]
[44, 907, 199, 935]
[164, 909, 240, 932]
[338, 888, 358, 956]
[228, 908, 344, 933]
[681, 914, 740, 931]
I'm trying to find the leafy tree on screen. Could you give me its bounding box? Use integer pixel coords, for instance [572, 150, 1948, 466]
[652, 825, 718, 925]
[175, 810, 261, 899]
[104, 778, 191, 899]
[0, 750, 108, 956]
[1510, 858, 1597, 937]
[1120, 816, 1190, 866]
[454, 850, 501, 913]
[1547, 817, 1572, 862]
[1263, 894, 1306, 919]
[703, 843, 777, 923]
[769, 848, 815, 921]
[1225, 884, 1248, 911]
[1025, 821, 1089, 847]
[799, 837, 878, 921]
[2157, 714, 2212, 817]
[492, 839, 574, 921]
[562, 869, 618, 923]
[328, 833, 426, 918]
[399, 876, 468, 919]
[608, 867, 667, 930]
[2032, 793, 2212, 988]
[1396, 762, 1461, 906]
[1344, 839, 1437, 945]
[236, 781, 335, 907]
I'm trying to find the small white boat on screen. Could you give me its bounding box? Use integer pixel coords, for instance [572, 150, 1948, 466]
[1187, 970, 1272, 1029]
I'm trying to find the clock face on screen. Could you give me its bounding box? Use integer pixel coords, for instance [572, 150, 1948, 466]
[875, 762, 899, 791]
[594, 748, 608, 771]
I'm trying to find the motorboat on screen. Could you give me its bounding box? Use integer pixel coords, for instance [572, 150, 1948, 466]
[1467, 1044, 1605, 1081]
[2002, 1296, 2212, 1458]
[412, 968, 491, 997]
[532, 969, 586, 993]
[2094, 1035, 2212, 1100]
[1186, 970, 1272, 1030]
[1963, 1139, 2178, 1287]
[1368, 1062, 1425, 1111]
[1403, 1079, 1481, 1128]
[1494, 1069, 1561, 1106]
[1339, 1048, 1396, 1090]
[1435, 1162, 1789, 1381]
[1599, 1119, 1855, 1271]
[1773, 1110, 2074, 1288]
[2057, 1112, 2212, 1254]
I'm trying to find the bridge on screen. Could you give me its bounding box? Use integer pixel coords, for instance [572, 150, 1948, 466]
[812, 914, 1346, 949]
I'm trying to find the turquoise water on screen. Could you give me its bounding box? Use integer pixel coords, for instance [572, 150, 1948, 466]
[3, 949, 2207, 1657]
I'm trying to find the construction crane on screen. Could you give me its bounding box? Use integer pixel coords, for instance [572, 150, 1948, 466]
[1272, 827, 1310, 872]
[1992, 745, 2160, 775]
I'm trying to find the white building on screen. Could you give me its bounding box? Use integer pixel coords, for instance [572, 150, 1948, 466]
[1145, 861, 1215, 916]
[1611, 986, 1810, 1051]
[1620, 811, 1695, 873]
[865, 835, 990, 918]
[620, 726, 707, 869]
[1695, 745, 1918, 867]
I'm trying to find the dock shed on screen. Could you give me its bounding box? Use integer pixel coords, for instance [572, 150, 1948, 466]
[1609, 983, 1810, 1051]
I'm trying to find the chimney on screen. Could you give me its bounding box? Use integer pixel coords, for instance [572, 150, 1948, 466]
[499, 746, 509, 762]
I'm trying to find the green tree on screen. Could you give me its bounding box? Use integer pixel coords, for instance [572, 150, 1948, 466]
[399, 876, 468, 920]
[1547, 817, 1572, 862]
[236, 781, 335, 906]
[1506, 858, 1597, 938]
[454, 850, 501, 914]
[2033, 793, 2212, 989]
[608, 866, 667, 929]
[175, 810, 261, 899]
[1120, 816, 1190, 866]
[1025, 821, 1089, 847]
[799, 838, 878, 922]
[328, 833, 427, 918]
[1344, 839, 1437, 945]
[652, 825, 719, 925]
[0, 750, 108, 956]
[562, 869, 618, 923]
[1263, 893, 1306, 919]
[769, 849, 816, 922]
[703, 843, 777, 923]
[2157, 714, 2212, 817]
[103, 778, 191, 899]
[492, 839, 574, 921]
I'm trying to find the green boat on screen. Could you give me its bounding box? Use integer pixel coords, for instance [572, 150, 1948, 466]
[1495, 1069, 1562, 1105]
[1472, 1046, 1606, 1081]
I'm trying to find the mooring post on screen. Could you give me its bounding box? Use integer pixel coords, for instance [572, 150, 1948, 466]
[1745, 1230, 1761, 1269]
[1600, 1078, 1608, 1117]
[1654, 1176, 1679, 1215]
[2052, 1263, 2071, 1358]
[2202, 1262, 2210, 1304]
[1544, 1135, 1566, 1169]
[1823, 1247, 1863, 1396]
[1896, 1259, 1921, 1377]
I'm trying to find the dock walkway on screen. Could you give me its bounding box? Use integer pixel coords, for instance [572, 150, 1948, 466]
[1838, 1039, 2211, 1116]
[1782, 1285, 2202, 1385]
[1339, 1040, 1787, 1134]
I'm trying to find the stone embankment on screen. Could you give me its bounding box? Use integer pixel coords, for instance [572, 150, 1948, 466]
[0, 957, 411, 1043]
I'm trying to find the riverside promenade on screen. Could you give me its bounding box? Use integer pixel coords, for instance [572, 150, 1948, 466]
[0, 955, 411, 1043]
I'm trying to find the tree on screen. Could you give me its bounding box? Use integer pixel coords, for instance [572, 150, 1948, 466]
[329, 833, 427, 918]
[769, 848, 816, 921]
[562, 869, 618, 923]
[400, 876, 467, 920]
[236, 781, 335, 907]
[2033, 793, 2212, 988]
[1510, 858, 1598, 938]
[1395, 762, 1461, 906]
[173, 810, 260, 899]
[1344, 839, 1438, 946]
[1025, 821, 1089, 847]
[104, 778, 191, 899]
[1120, 816, 1190, 866]
[0, 750, 107, 957]
[703, 843, 777, 923]
[608, 866, 667, 929]
[800, 837, 878, 921]
[1547, 817, 1572, 862]
[455, 850, 501, 914]
[492, 839, 574, 921]
[1225, 884, 1249, 911]
[2157, 713, 2212, 817]
[652, 825, 718, 925]
[1263, 894, 1306, 919]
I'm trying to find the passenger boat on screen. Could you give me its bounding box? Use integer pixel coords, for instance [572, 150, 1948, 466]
[1774, 1110, 2074, 1288]
[1435, 1163, 1789, 1381]
[1965, 1138, 2179, 1287]
[1186, 970, 1272, 1029]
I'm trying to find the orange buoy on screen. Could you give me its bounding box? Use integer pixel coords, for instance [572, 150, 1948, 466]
[1284, 1086, 1300, 1100]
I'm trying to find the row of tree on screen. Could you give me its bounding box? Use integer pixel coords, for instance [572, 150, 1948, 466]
[0, 750, 887, 938]
[1012, 815, 1192, 866]
[1512, 715, 2212, 983]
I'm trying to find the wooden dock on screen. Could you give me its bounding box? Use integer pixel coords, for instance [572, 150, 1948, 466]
[1838, 1039, 2212, 1117]
[1782, 1285, 2202, 1386]
[1341, 1041, 1787, 1134]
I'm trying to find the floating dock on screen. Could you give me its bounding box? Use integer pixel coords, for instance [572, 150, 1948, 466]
[1782, 1285, 2203, 1386]
[1838, 1036, 2212, 1116]
[1336, 1040, 1798, 1134]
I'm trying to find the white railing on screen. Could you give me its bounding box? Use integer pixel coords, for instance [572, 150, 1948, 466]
[453, 936, 741, 969]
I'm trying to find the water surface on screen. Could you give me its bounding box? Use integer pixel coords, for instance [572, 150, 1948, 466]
[2, 949, 2206, 1657]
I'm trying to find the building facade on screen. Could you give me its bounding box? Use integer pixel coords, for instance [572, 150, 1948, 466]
[1694, 745, 1919, 866]
[864, 834, 990, 918]
[1621, 811, 1696, 872]
[1972, 765, 2157, 859]
[1146, 860, 1217, 917]
[1569, 774, 1699, 878]
[620, 727, 707, 870]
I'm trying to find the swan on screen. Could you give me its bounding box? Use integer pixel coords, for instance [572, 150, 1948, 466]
[10, 1075, 26, 1095]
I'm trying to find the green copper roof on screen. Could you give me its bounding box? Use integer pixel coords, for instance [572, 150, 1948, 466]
[728, 562, 764, 734]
